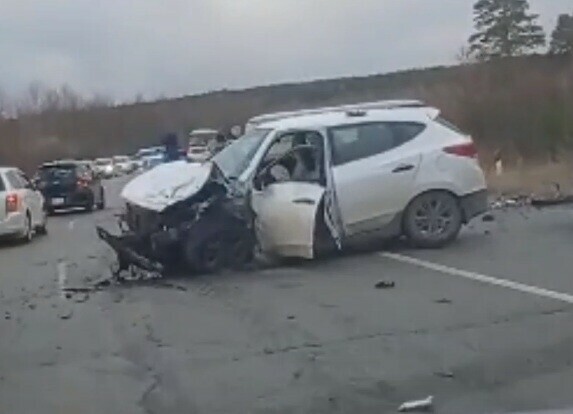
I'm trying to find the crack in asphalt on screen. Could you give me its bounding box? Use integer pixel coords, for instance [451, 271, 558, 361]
[225, 305, 573, 363]
[138, 372, 162, 414]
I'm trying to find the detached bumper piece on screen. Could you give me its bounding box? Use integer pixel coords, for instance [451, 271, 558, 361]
[96, 226, 164, 274]
[531, 195, 573, 208]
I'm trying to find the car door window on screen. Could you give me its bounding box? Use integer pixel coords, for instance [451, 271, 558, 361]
[329, 122, 425, 166]
[260, 131, 325, 185]
[263, 134, 294, 163]
[16, 171, 33, 189]
[5, 171, 24, 189]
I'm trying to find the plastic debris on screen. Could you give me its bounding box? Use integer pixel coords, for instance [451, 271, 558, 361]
[375, 280, 395, 289]
[435, 298, 452, 304]
[58, 309, 73, 320]
[398, 395, 433, 412]
[434, 370, 455, 378]
[481, 213, 495, 222]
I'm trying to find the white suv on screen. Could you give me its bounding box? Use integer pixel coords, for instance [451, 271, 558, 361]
[0, 167, 47, 242]
[217, 100, 487, 255]
[121, 100, 487, 263]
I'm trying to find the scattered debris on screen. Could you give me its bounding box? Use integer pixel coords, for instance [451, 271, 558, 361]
[434, 370, 455, 379]
[398, 395, 434, 412]
[64, 292, 73, 299]
[435, 298, 452, 304]
[292, 368, 303, 380]
[27, 303, 36, 310]
[58, 309, 73, 320]
[4, 311, 11, 320]
[263, 347, 274, 355]
[73, 293, 90, 303]
[531, 194, 573, 208]
[489, 195, 530, 210]
[63, 286, 95, 293]
[481, 213, 495, 222]
[375, 280, 395, 289]
[287, 315, 296, 320]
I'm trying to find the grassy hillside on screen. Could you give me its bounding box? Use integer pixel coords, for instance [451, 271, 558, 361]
[1, 55, 572, 172]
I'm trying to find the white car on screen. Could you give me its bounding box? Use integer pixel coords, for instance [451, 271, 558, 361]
[113, 155, 135, 174]
[187, 129, 219, 162]
[121, 100, 487, 266]
[94, 158, 116, 178]
[0, 167, 47, 242]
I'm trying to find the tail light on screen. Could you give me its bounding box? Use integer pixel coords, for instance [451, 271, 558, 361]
[443, 142, 478, 158]
[77, 178, 89, 188]
[5, 193, 19, 213]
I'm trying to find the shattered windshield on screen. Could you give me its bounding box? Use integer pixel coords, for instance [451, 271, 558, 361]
[211, 128, 270, 179]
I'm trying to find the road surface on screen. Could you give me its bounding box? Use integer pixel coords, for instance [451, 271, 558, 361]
[1, 176, 573, 414]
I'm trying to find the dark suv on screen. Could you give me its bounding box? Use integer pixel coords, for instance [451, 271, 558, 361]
[35, 161, 105, 214]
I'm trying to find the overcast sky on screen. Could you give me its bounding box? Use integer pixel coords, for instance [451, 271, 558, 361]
[0, 0, 570, 102]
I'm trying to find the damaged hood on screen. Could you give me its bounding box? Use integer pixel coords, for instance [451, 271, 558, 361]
[121, 160, 213, 212]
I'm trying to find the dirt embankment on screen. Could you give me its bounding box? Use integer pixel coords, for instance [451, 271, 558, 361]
[1, 55, 572, 173]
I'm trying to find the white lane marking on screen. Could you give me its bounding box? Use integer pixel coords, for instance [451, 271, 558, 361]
[56, 260, 68, 298]
[68, 219, 76, 230]
[380, 252, 573, 305]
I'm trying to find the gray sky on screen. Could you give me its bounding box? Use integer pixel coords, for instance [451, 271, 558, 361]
[0, 0, 570, 101]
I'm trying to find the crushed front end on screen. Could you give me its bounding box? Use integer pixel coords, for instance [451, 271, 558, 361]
[97, 161, 254, 275]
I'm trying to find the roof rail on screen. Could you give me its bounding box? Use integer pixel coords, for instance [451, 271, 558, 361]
[245, 99, 425, 130]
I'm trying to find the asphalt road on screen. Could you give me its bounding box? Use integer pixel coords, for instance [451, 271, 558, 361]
[2, 177, 573, 414]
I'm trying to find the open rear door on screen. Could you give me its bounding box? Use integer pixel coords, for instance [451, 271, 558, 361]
[251, 182, 324, 259]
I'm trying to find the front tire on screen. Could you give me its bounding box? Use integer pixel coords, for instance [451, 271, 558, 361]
[403, 191, 462, 248]
[183, 235, 226, 274]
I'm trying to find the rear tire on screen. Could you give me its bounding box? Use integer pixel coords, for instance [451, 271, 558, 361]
[97, 188, 105, 210]
[403, 191, 462, 248]
[36, 210, 48, 235]
[21, 213, 33, 243]
[85, 193, 95, 212]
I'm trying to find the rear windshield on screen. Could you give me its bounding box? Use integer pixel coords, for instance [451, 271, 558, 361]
[39, 165, 77, 181]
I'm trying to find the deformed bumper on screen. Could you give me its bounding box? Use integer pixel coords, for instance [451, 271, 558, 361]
[461, 189, 488, 222]
[0, 212, 26, 237]
[96, 226, 164, 273]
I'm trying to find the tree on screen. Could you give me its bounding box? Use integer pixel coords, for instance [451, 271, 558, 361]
[549, 13, 573, 55]
[468, 0, 546, 60]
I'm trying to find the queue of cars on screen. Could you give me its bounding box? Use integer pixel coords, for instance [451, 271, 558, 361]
[2, 101, 489, 254]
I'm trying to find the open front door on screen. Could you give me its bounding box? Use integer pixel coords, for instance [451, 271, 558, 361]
[251, 182, 324, 259]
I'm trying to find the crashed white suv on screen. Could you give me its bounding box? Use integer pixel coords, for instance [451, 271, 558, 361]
[114, 100, 487, 272]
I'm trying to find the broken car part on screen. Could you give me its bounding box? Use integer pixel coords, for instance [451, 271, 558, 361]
[398, 395, 434, 412]
[98, 161, 254, 274]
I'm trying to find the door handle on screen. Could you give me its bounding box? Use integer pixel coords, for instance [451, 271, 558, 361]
[292, 198, 315, 205]
[392, 164, 414, 173]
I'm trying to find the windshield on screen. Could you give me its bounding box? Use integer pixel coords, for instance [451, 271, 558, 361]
[95, 159, 111, 165]
[39, 165, 77, 181]
[211, 128, 270, 179]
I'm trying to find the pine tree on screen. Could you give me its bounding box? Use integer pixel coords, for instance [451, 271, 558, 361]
[549, 13, 573, 55]
[468, 0, 546, 60]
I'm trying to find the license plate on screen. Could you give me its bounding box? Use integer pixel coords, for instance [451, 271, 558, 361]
[51, 197, 65, 206]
